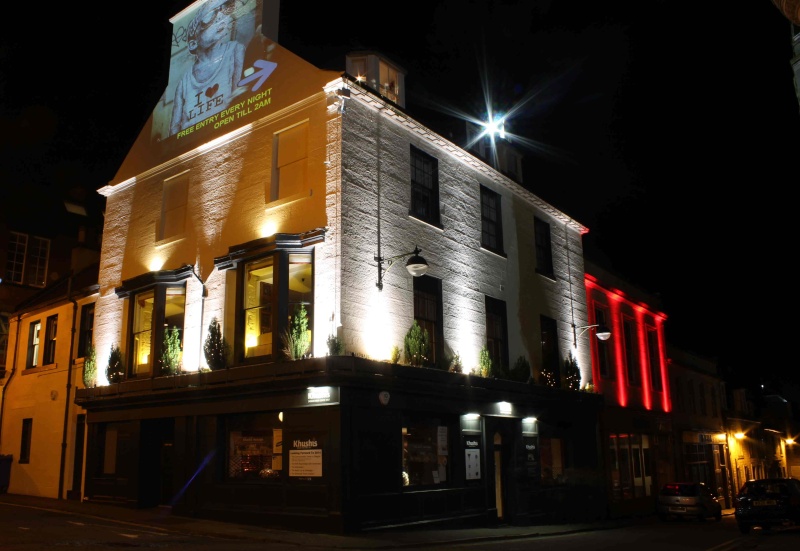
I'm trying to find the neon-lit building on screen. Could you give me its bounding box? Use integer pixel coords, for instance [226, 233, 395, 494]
[71, 0, 607, 532]
[583, 260, 674, 517]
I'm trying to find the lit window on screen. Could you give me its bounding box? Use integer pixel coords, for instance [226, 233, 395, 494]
[43, 314, 58, 365]
[26, 320, 41, 369]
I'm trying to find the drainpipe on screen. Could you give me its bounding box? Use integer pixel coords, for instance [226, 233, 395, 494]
[0, 313, 23, 449]
[58, 273, 78, 499]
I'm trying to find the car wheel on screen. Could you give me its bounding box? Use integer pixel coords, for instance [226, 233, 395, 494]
[738, 523, 750, 534]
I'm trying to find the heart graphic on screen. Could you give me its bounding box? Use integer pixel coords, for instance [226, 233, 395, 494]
[205, 83, 219, 98]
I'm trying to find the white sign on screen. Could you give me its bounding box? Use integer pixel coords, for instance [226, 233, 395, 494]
[289, 449, 322, 477]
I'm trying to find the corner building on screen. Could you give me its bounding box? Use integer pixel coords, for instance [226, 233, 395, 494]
[76, 0, 606, 532]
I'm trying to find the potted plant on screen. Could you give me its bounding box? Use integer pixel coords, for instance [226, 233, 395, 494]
[160, 326, 182, 375]
[106, 345, 125, 383]
[282, 305, 311, 360]
[83, 343, 97, 387]
[203, 317, 230, 371]
[403, 321, 429, 367]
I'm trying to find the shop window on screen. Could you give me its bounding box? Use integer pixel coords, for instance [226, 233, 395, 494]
[534, 217, 553, 279]
[20, 418, 32, 463]
[226, 413, 283, 480]
[540, 437, 564, 485]
[272, 122, 308, 202]
[26, 320, 41, 369]
[410, 145, 440, 226]
[402, 416, 451, 487]
[43, 314, 58, 365]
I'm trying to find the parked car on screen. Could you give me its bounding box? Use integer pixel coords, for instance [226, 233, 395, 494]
[735, 477, 800, 534]
[657, 482, 723, 521]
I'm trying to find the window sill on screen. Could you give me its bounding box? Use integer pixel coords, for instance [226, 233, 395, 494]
[23, 363, 57, 375]
[480, 246, 507, 259]
[535, 269, 556, 282]
[408, 214, 443, 231]
[266, 190, 311, 212]
[155, 232, 186, 249]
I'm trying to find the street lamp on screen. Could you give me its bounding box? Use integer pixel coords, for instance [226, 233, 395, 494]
[572, 323, 612, 347]
[375, 246, 428, 291]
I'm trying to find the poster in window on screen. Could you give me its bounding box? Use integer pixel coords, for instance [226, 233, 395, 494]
[466, 449, 481, 480]
[288, 433, 323, 478]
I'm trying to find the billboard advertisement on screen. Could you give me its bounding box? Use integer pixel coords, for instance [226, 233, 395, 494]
[152, 0, 276, 152]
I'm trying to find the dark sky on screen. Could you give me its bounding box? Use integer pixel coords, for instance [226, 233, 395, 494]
[2, 1, 798, 390]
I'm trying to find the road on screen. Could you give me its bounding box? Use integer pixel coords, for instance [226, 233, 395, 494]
[1, 502, 799, 550]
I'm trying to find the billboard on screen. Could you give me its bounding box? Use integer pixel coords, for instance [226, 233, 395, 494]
[152, 0, 277, 152]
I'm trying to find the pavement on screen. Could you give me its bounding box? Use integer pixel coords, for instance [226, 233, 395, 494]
[0, 493, 737, 549]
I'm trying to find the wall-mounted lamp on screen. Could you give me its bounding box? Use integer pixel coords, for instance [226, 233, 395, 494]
[572, 323, 611, 346]
[786, 438, 795, 445]
[375, 246, 428, 291]
[734, 432, 745, 440]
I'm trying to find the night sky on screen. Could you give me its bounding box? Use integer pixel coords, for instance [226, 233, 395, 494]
[2, 1, 798, 391]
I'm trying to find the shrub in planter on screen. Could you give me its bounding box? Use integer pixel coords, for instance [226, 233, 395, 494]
[563, 351, 581, 391]
[203, 317, 230, 371]
[282, 305, 311, 360]
[106, 345, 125, 383]
[509, 356, 531, 382]
[478, 347, 492, 378]
[83, 343, 97, 387]
[403, 321, 429, 367]
[161, 326, 182, 375]
[326, 334, 344, 356]
[390, 345, 401, 365]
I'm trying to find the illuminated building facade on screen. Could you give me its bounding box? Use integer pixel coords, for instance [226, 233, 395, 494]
[71, 0, 606, 532]
[583, 260, 674, 517]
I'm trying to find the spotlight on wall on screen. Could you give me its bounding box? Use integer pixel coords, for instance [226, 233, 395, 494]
[375, 246, 428, 291]
[572, 323, 612, 346]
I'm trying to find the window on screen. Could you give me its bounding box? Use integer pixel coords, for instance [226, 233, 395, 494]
[43, 315, 58, 365]
[158, 172, 188, 242]
[699, 383, 707, 416]
[540, 315, 560, 387]
[414, 275, 443, 366]
[485, 296, 508, 371]
[711, 386, 719, 418]
[78, 303, 95, 358]
[239, 249, 316, 362]
[26, 320, 41, 369]
[226, 412, 283, 481]
[480, 185, 504, 254]
[402, 415, 451, 487]
[117, 272, 187, 378]
[687, 380, 697, 414]
[534, 217, 554, 278]
[20, 418, 32, 463]
[132, 289, 155, 375]
[594, 306, 612, 379]
[6, 231, 50, 287]
[273, 122, 308, 201]
[410, 145, 440, 226]
[647, 328, 662, 391]
[245, 256, 275, 359]
[622, 317, 639, 386]
[379, 59, 399, 103]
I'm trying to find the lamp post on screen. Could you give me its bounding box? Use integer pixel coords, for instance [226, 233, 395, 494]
[572, 323, 611, 347]
[375, 246, 428, 291]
